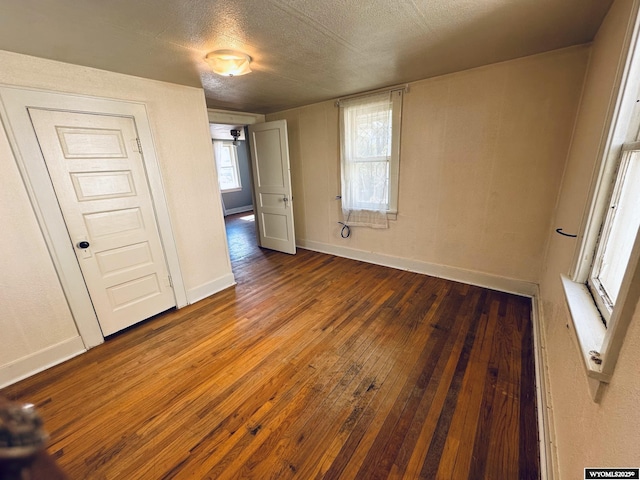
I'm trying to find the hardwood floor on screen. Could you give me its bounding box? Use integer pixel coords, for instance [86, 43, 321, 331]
[1, 212, 539, 479]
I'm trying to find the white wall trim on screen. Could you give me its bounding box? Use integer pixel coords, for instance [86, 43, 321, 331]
[531, 294, 559, 480]
[298, 239, 538, 297]
[186, 273, 236, 304]
[207, 109, 265, 125]
[224, 205, 254, 216]
[0, 336, 85, 389]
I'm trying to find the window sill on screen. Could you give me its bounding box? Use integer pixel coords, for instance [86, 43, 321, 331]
[560, 275, 609, 383]
[221, 187, 242, 193]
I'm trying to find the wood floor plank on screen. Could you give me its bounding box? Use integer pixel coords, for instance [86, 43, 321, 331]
[192, 285, 402, 479]
[329, 280, 454, 480]
[483, 297, 522, 480]
[518, 298, 540, 480]
[0, 213, 540, 479]
[291, 280, 436, 480]
[447, 306, 497, 479]
[222, 289, 404, 479]
[396, 292, 490, 480]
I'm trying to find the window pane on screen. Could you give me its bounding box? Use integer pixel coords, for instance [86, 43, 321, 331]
[352, 161, 389, 207]
[355, 109, 392, 160]
[219, 147, 232, 167]
[214, 141, 241, 191]
[597, 150, 640, 304]
[218, 166, 237, 190]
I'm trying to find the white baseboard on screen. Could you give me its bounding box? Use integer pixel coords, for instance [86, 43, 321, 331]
[297, 239, 538, 297]
[186, 273, 237, 304]
[1, 273, 238, 388]
[0, 336, 86, 389]
[531, 295, 559, 480]
[224, 205, 253, 216]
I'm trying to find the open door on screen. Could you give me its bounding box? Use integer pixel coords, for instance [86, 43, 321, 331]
[248, 120, 296, 254]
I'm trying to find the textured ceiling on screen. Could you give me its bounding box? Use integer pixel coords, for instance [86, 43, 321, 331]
[0, 0, 612, 114]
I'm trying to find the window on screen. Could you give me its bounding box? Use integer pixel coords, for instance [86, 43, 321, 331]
[588, 143, 640, 323]
[560, 6, 640, 401]
[339, 90, 403, 227]
[563, 136, 640, 401]
[213, 141, 242, 192]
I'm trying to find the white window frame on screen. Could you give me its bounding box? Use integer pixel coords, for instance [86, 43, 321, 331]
[214, 141, 242, 193]
[562, 4, 640, 402]
[338, 88, 403, 218]
[587, 142, 640, 323]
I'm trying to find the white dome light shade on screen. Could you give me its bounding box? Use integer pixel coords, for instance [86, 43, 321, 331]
[205, 50, 252, 77]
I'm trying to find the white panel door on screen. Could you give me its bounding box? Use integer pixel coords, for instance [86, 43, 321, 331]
[248, 120, 296, 254]
[28, 108, 176, 336]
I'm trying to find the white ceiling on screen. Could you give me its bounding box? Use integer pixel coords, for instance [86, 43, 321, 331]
[0, 0, 612, 114]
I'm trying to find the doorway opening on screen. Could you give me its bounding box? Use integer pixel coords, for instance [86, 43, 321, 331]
[209, 123, 258, 266]
[210, 123, 255, 217]
[209, 115, 297, 267]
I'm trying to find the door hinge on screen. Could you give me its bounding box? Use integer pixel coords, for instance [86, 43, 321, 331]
[167, 275, 173, 288]
[135, 138, 143, 154]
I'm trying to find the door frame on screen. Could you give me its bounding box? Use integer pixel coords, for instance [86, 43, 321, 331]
[207, 109, 265, 127]
[0, 85, 187, 348]
[207, 108, 265, 249]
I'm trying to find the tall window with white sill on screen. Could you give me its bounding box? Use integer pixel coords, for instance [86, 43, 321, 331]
[339, 90, 402, 228]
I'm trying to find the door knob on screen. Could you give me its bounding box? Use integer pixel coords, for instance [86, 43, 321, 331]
[77, 241, 90, 249]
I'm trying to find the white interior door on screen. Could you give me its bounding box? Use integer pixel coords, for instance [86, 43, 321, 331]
[248, 120, 296, 254]
[28, 108, 176, 336]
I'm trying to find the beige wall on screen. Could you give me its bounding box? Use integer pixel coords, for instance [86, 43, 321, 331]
[0, 51, 231, 375]
[539, 1, 640, 477]
[0, 124, 79, 365]
[268, 46, 588, 285]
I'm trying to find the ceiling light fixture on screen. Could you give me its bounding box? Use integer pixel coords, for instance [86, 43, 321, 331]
[205, 50, 252, 77]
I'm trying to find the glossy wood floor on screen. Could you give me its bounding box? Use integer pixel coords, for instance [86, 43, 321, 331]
[1, 212, 539, 479]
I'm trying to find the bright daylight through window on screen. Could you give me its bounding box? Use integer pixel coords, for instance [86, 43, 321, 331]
[339, 89, 402, 228]
[213, 141, 241, 192]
